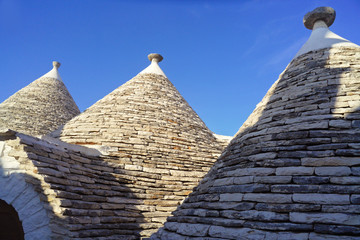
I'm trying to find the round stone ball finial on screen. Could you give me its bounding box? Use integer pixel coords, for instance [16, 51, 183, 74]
[303, 7, 336, 30]
[53, 61, 61, 69]
[148, 53, 163, 63]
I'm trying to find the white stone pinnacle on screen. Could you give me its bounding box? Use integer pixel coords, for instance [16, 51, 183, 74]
[138, 53, 167, 77]
[40, 61, 62, 81]
[294, 7, 359, 58]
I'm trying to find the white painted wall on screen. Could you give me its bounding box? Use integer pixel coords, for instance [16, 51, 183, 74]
[0, 141, 52, 240]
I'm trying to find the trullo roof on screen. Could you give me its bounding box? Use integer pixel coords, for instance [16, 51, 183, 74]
[0, 61, 80, 136]
[152, 7, 360, 240]
[57, 53, 222, 153]
[55, 53, 224, 238]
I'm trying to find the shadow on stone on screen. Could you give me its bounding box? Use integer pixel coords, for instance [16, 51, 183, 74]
[0, 131, 145, 239]
[151, 47, 360, 239]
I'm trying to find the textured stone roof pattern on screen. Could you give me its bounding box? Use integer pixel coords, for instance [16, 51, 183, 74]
[153, 7, 360, 238]
[58, 56, 223, 156]
[153, 46, 360, 239]
[0, 62, 80, 136]
[0, 105, 223, 238]
[53, 55, 225, 237]
[2, 6, 359, 240]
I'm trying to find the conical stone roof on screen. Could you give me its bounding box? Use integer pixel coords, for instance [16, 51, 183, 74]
[58, 54, 221, 152]
[0, 62, 80, 136]
[153, 7, 360, 239]
[56, 53, 224, 237]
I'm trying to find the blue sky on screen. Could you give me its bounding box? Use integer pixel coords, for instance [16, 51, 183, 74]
[1, 0, 360, 136]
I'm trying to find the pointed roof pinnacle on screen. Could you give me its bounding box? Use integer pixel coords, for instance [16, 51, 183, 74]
[294, 6, 359, 58]
[139, 53, 167, 77]
[53, 61, 61, 69]
[148, 53, 163, 63]
[303, 7, 336, 30]
[0, 60, 80, 136]
[41, 61, 62, 81]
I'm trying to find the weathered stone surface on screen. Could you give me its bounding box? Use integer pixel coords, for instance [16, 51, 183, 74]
[213, 177, 235, 186]
[352, 167, 360, 176]
[243, 193, 292, 203]
[271, 184, 319, 193]
[209, 184, 269, 193]
[319, 185, 360, 194]
[244, 221, 313, 231]
[254, 176, 292, 184]
[290, 212, 360, 225]
[176, 223, 210, 237]
[330, 177, 360, 184]
[258, 158, 301, 167]
[198, 201, 254, 211]
[293, 193, 349, 204]
[24, 225, 52, 240]
[315, 166, 351, 176]
[309, 232, 360, 240]
[186, 194, 219, 203]
[151, 228, 186, 240]
[276, 167, 314, 175]
[255, 203, 321, 212]
[233, 176, 254, 185]
[220, 210, 288, 221]
[268, 232, 309, 240]
[208, 226, 266, 239]
[315, 224, 360, 235]
[187, 216, 246, 228]
[226, 168, 275, 177]
[301, 157, 360, 166]
[322, 205, 360, 213]
[293, 176, 329, 184]
[329, 120, 352, 128]
[351, 195, 360, 204]
[219, 193, 244, 202]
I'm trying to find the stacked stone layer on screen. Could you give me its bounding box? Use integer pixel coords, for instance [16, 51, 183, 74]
[0, 77, 80, 136]
[153, 47, 360, 239]
[1, 131, 167, 239]
[55, 73, 224, 237]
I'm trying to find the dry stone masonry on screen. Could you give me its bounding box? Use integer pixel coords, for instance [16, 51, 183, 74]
[0, 62, 80, 136]
[153, 7, 360, 240]
[50, 54, 224, 238]
[1, 6, 359, 240]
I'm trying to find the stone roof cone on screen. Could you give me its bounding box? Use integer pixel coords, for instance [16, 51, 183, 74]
[153, 7, 360, 239]
[57, 54, 220, 150]
[0, 61, 80, 136]
[55, 53, 224, 237]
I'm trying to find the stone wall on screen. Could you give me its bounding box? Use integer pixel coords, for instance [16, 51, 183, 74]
[0, 129, 56, 239]
[1, 126, 224, 239]
[153, 47, 360, 239]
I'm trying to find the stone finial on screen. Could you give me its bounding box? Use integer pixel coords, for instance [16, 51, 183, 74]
[303, 7, 336, 30]
[148, 53, 163, 63]
[53, 61, 61, 69]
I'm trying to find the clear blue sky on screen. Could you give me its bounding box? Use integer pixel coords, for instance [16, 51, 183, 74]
[1, 0, 360, 136]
